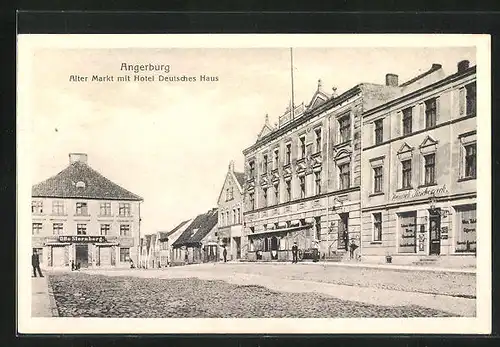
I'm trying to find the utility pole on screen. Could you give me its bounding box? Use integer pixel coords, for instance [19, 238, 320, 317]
[290, 47, 295, 120]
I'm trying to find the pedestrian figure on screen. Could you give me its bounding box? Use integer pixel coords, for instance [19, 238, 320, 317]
[291, 242, 299, 264]
[32, 249, 43, 277]
[349, 239, 359, 259]
[223, 246, 227, 263]
[71, 260, 75, 271]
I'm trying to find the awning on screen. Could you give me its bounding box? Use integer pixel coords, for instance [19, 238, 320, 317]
[248, 223, 313, 237]
[95, 242, 119, 246]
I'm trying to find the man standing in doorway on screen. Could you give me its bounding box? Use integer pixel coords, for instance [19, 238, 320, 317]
[291, 242, 298, 264]
[32, 249, 43, 277]
[223, 245, 228, 263]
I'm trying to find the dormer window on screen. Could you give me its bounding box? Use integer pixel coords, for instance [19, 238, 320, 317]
[75, 181, 86, 188]
[192, 228, 199, 236]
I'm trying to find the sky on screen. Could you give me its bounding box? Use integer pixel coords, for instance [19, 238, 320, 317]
[26, 45, 476, 234]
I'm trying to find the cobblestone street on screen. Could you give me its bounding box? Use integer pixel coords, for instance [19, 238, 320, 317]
[45, 263, 476, 318]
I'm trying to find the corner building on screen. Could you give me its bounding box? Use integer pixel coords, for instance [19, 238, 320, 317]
[31, 153, 143, 269]
[242, 80, 401, 261]
[360, 61, 477, 265]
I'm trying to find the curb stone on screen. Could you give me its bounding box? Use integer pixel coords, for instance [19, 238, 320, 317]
[46, 276, 60, 317]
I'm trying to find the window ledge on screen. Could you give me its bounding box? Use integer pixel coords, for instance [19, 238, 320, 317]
[369, 192, 384, 197]
[458, 176, 476, 182]
[396, 187, 413, 192]
[74, 214, 91, 217]
[370, 241, 383, 245]
[418, 183, 438, 188]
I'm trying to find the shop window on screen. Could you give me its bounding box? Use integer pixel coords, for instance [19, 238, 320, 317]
[119, 203, 131, 217]
[32, 200, 43, 214]
[264, 237, 269, 252]
[374, 119, 383, 145]
[402, 107, 413, 136]
[373, 213, 382, 242]
[249, 239, 255, 252]
[100, 202, 111, 216]
[398, 212, 417, 253]
[100, 224, 111, 236]
[53, 223, 63, 235]
[75, 202, 88, 216]
[77, 224, 87, 235]
[456, 205, 476, 253]
[32, 223, 42, 235]
[52, 200, 65, 215]
[120, 248, 130, 262]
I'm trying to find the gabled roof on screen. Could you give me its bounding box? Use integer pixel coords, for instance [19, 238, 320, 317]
[172, 208, 218, 247]
[306, 79, 332, 110]
[158, 219, 191, 241]
[32, 161, 143, 201]
[400, 63, 443, 87]
[233, 172, 245, 189]
[256, 114, 275, 141]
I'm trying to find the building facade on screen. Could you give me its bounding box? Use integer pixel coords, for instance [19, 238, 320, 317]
[217, 161, 245, 261]
[242, 80, 401, 261]
[360, 60, 477, 265]
[156, 219, 192, 267]
[31, 153, 143, 269]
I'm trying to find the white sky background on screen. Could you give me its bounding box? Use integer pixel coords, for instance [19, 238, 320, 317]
[30, 46, 476, 235]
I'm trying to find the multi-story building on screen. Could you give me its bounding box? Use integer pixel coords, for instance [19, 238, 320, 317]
[216, 161, 245, 260]
[242, 79, 401, 261]
[360, 60, 477, 265]
[156, 219, 192, 267]
[31, 153, 143, 269]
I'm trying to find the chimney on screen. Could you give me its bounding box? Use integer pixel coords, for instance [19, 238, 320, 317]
[69, 153, 88, 164]
[457, 60, 470, 73]
[228, 160, 235, 172]
[431, 63, 442, 70]
[385, 73, 399, 87]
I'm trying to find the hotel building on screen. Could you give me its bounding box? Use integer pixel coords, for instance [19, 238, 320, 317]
[360, 61, 477, 265]
[31, 153, 143, 268]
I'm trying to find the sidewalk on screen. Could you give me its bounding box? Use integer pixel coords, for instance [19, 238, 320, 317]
[229, 260, 476, 274]
[31, 276, 58, 317]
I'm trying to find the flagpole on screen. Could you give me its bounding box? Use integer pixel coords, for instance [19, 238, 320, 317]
[290, 47, 295, 120]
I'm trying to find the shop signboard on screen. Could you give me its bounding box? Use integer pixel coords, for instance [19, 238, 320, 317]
[58, 235, 107, 243]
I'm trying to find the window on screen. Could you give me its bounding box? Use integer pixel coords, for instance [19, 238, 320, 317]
[233, 209, 236, 224]
[315, 171, 321, 195]
[120, 248, 130, 262]
[263, 154, 268, 173]
[120, 224, 130, 236]
[262, 187, 268, 207]
[339, 163, 350, 190]
[75, 202, 88, 216]
[285, 180, 291, 202]
[339, 115, 351, 143]
[464, 143, 477, 179]
[398, 212, 417, 253]
[374, 119, 383, 145]
[424, 154, 436, 185]
[315, 128, 322, 153]
[119, 203, 131, 217]
[249, 192, 255, 210]
[299, 176, 306, 198]
[32, 223, 42, 235]
[425, 98, 437, 128]
[100, 224, 111, 236]
[32, 201, 43, 214]
[77, 224, 87, 235]
[456, 205, 476, 253]
[100, 202, 111, 216]
[273, 149, 279, 169]
[52, 200, 65, 215]
[299, 136, 306, 159]
[373, 213, 382, 241]
[285, 143, 291, 165]
[402, 107, 413, 135]
[236, 207, 241, 224]
[466, 82, 476, 116]
[373, 166, 383, 193]
[249, 160, 255, 178]
[401, 160, 412, 189]
[271, 182, 279, 204]
[53, 223, 63, 235]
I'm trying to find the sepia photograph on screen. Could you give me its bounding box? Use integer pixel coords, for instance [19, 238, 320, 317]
[17, 34, 491, 334]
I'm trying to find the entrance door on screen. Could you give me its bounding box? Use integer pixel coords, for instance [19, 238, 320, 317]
[270, 236, 279, 260]
[338, 213, 349, 251]
[234, 237, 241, 259]
[429, 212, 441, 255]
[75, 244, 89, 268]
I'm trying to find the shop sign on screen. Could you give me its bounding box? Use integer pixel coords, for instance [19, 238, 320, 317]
[392, 185, 448, 201]
[58, 235, 106, 243]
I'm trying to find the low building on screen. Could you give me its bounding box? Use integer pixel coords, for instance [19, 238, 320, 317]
[171, 208, 219, 265]
[360, 60, 477, 265]
[156, 219, 192, 267]
[31, 153, 143, 269]
[216, 161, 245, 261]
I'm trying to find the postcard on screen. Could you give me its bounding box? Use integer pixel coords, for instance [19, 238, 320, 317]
[17, 34, 491, 334]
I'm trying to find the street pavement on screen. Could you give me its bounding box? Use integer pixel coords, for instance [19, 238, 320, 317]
[38, 263, 476, 317]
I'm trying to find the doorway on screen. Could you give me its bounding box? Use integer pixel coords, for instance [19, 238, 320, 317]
[270, 236, 279, 260]
[75, 244, 89, 268]
[429, 211, 441, 255]
[338, 213, 349, 251]
[234, 237, 241, 259]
